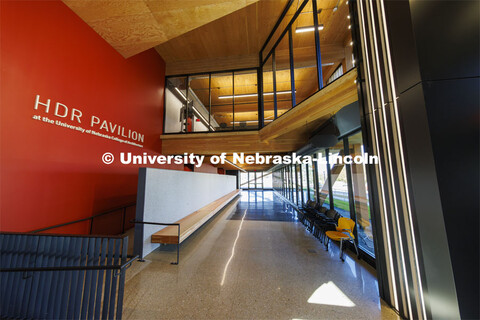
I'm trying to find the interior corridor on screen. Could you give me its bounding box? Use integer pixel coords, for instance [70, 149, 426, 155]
[123, 191, 399, 320]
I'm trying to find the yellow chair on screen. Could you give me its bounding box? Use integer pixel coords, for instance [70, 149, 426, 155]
[325, 217, 359, 261]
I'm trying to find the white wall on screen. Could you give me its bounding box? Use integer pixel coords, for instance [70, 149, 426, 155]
[193, 116, 208, 132]
[134, 168, 237, 258]
[165, 88, 183, 133]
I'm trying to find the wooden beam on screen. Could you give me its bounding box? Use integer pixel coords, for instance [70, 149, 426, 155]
[161, 131, 304, 155]
[164, 53, 259, 76]
[259, 68, 358, 141]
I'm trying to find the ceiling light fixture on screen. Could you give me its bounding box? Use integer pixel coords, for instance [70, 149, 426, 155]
[295, 24, 324, 33]
[350, 41, 353, 46]
[218, 90, 293, 99]
[333, 0, 340, 12]
[348, 25, 351, 29]
[347, 15, 350, 19]
[232, 120, 273, 124]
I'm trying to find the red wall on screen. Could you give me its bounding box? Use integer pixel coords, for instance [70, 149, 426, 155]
[0, 1, 184, 233]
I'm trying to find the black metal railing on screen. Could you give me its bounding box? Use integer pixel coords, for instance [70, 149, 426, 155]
[0, 232, 136, 320]
[30, 202, 136, 235]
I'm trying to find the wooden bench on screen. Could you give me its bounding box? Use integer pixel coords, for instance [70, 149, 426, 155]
[151, 189, 240, 245]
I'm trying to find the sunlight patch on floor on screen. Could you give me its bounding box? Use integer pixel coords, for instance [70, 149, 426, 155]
[307, 281, 356, 307]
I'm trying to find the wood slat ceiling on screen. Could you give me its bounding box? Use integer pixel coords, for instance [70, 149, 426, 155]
[163, 0, 352, 128]
[159, 0, 351, 75]
[62, 0, 260, 58]
[157, 0, 289, 74]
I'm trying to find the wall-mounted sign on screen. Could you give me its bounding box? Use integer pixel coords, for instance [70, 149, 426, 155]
[32, 95, 145, 147]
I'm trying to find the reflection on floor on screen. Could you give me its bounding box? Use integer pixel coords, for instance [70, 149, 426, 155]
[229, 190, 297, 221]
[123, 190, 399, 320]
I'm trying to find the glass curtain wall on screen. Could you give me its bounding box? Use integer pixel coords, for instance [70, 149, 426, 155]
[211, 72, 233, 131]
[291, 166, 296, 204]
[188, 74, 211, 132]
[164, 69, 257, 133]
[329, 140, 350, 217]
[263, 173, 273, 189]
[274, 34, 293, 119]
[317, 149, 330, 207]
[240, 172, 249, 189]
[296, 164, 303, 206]
[234, 70, 259, 130]
[291, 1, 319, 105]
[271, 130, 375, 259]
[241, 171, 274, 190]
[165, 0, 354, 133]
[248, 172, 256, 189]
[348, 132, 374, 256]
[263, 56, 275, 123]
[308, 160, 317, 202]
[165, 77, 187, 133]
[301, 164, 309, 203]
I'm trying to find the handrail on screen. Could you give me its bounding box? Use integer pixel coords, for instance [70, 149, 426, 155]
[29, 202, 136, 234]
[0, 255, 139, 275]
[131, 219, 181, 265]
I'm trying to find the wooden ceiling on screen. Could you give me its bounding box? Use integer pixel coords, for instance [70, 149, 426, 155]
[163, 0, 352, 128]
[63, 0, 351, 73]
[62, 0, 260, 58]
[157, 0, 289, 74]
[159, 0, 352, 75]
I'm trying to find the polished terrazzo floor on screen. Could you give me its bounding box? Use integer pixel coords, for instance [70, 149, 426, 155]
[123, 190, 400, 320]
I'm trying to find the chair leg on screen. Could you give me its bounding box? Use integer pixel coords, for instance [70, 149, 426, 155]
[339, 239, 344, 262]
[325, 237, 329, 251]
[352, 240, 359, 257]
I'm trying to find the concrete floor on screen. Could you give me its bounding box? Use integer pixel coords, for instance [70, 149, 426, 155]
[123, 191, 400, 320]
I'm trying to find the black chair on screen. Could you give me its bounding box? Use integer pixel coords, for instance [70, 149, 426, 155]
[314, 209, 340, 242]
[304, 203, 320, 232]
[299, 200, 316, 225]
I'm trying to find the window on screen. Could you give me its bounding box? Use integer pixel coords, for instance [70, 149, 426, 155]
[240, 172, 248, 189]
[327, 65, 344, 84]
[329, 140, 350, 217]
[248, 172, 256, 189]
[296, 164, 303, 206]
[210, 72, 233, 131]
[291, 166, 296, 204]
[348, 132, 374, 256]
[308, 160, 317, 202]
[263, 172, 273, 189]
[234, 70, 258, 130]
[317, 149, 330, 208]
[255, 172, 263, 189]
[292, 1, 319, 106]
[165, 77, 187, 133]
[301, 163, 309, 202]
[271, 132, 375, 259]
